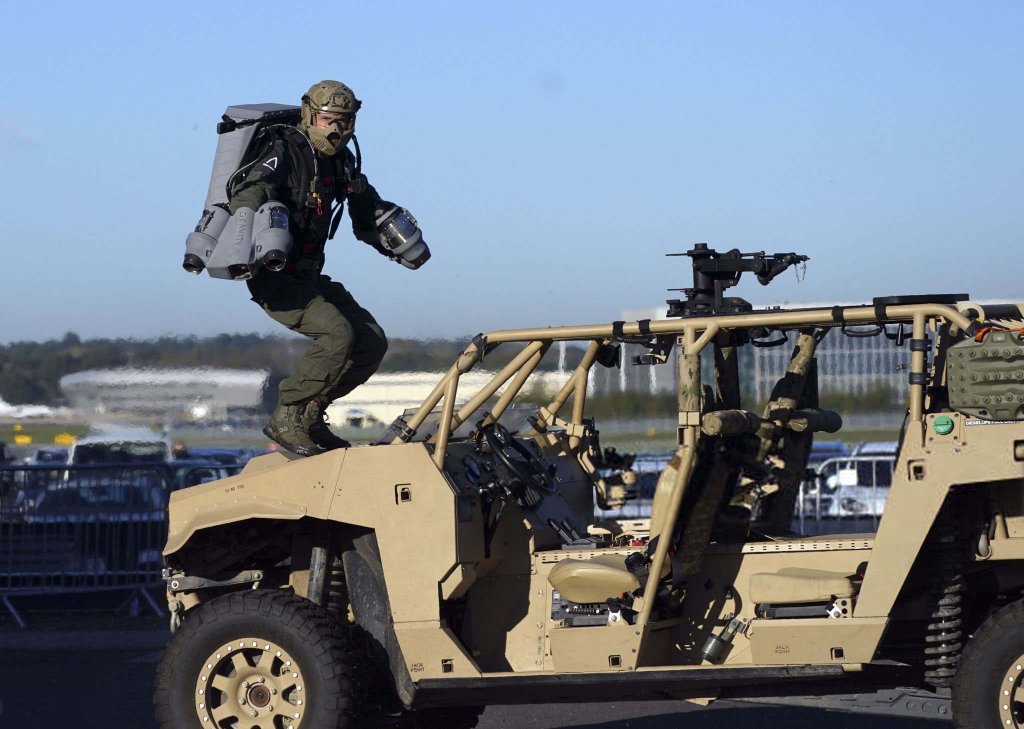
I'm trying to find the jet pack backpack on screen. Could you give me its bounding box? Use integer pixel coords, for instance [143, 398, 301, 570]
[182, 104, 300, 281]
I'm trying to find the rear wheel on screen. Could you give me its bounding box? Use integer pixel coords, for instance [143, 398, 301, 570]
[154, 589, 357, 729]
[953, 598, 1024, 728]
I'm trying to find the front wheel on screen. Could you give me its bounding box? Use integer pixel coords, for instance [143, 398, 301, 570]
[154, 589, 358, 729]
[953, 599, 1024, 728]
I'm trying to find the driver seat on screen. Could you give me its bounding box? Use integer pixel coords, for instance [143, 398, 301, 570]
[548, 453, 684, 605]
[547, 554, 642, 604]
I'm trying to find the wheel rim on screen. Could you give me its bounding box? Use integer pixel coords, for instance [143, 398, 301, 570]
[1000, 652, 1024, 727]
[194, 637, 307, 728]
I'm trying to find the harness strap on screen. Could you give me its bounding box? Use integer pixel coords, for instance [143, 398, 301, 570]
[328, 203, 345, 240]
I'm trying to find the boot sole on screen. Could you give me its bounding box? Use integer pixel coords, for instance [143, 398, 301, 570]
[262, 425, 325, 458]
[311, 435, 352, 451]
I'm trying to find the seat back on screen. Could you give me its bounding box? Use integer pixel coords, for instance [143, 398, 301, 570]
[648, 451, 682, 547]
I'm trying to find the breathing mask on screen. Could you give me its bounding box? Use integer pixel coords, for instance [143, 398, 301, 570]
[300, 80, 361, 156]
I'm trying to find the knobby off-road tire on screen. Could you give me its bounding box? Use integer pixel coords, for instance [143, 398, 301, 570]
[154, 589, 358, 729]
[953, 598, 1024, 728]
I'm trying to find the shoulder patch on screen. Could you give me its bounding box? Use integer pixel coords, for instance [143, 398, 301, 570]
[262, 156, 279, 171]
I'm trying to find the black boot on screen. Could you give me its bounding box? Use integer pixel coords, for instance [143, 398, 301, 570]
[306, 400, 352, 451]
[263, 404, 326, 457]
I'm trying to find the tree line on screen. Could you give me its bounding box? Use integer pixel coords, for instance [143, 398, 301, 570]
[0, 332, 904, 414]
[0, 332, 575, 406]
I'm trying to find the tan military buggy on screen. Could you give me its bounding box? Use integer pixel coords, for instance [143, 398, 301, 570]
[155, 246, 1024, 728]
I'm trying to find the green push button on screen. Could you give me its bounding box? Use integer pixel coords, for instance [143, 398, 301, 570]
[933, 416, 955, 435]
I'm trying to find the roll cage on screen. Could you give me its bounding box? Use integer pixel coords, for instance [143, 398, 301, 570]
[393, 292, 1011, 630]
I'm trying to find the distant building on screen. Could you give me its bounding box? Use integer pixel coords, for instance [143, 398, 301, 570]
[590, 304, 910, 403]
[749, 327, 907, 403]
[326, 370, 572, 427]
[590, 306, 679, 397]
[59, 368, 269, 421]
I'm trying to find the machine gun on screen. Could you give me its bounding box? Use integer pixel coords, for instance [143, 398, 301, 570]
[666, 243, 809, 317]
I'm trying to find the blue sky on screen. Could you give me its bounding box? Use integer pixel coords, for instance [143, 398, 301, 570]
[1, 1, 1021, 343]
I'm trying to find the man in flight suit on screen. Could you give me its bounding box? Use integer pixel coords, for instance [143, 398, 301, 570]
[228, 80, 398, 456]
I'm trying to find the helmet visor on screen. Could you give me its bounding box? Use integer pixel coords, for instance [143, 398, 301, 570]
[314, 111, 355, 130]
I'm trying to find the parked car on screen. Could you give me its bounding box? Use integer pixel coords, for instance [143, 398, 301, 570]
[23, 447, 69, 465]
[808, 439, 849, 466]
[803, 455, 895, 518]
[68, 432, 171, 465]
[185, 447, 258, 466]
[168, 460, 241, 490]
[851, 440, 899, 457]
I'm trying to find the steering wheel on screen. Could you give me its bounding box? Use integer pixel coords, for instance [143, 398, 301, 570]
[479, 423, 557, 509]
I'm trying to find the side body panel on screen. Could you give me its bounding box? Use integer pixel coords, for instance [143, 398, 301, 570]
[856, 413, 1024, 617]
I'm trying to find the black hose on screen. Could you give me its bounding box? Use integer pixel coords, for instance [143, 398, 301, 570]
[351, 134, 362, 176]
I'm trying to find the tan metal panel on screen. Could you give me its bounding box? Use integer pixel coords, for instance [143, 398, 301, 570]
[857, 413, 1024, 616]
[165, 449, 345, 555]
[749, 617, 887, 665]
[330, 444, 462, 625]
[550, 626, 642, 672]
[394, 621, 481, 679]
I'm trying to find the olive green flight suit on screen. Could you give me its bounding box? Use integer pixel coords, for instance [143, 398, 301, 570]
[228, 125, 389, 407]
[247, 273, 387, 405]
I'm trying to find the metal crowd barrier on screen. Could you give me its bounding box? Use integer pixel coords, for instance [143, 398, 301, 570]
[0, 452, 893, 625]
[596, 453, 897, 537]
[797, 455, 895, 535]
[0, 461, 240, 627]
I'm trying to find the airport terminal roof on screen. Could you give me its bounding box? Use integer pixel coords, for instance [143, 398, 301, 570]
[60, 368, 269, 388]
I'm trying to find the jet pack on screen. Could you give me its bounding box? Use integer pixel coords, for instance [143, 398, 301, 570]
[183, 104, 299, 280]
[373, 203, 431, 270]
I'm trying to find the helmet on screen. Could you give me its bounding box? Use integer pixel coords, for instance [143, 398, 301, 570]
[300, 80, 362, 156]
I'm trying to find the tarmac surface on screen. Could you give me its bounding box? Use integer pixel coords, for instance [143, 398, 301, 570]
[0, 628, 948, 729]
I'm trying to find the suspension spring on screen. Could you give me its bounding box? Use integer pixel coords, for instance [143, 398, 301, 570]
[923, 531, 965, 687]
[325, 556, 349, 625]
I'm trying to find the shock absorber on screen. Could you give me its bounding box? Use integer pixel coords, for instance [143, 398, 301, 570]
[923, 530, 966, 687]
[325, 555, 349, 625]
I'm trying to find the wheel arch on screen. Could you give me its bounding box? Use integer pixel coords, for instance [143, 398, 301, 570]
[163, 517, 372, 621]
[341, 531, 419, 708]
